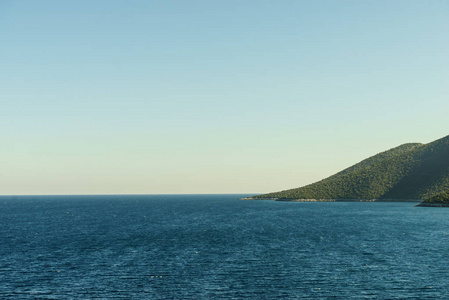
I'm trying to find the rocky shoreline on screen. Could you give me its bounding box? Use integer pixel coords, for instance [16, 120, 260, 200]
[415, 202, 449, 207]
[241, 198, 422, 203]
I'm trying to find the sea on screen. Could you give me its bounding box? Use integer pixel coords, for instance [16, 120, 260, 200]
[0, 194, 448, 299]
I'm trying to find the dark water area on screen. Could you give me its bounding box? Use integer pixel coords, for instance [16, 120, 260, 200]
[0, 194, 448, 299]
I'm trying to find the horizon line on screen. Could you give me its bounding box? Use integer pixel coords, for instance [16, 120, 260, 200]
[0, 193, 260, 197]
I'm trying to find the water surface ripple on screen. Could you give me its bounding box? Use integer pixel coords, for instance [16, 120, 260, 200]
[0, 195, 448, 299]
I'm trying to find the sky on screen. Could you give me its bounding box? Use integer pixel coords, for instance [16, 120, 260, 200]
[1, 0, 448, 195]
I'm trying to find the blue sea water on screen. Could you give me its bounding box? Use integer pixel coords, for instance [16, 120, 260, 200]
[0, 194, 448, 299]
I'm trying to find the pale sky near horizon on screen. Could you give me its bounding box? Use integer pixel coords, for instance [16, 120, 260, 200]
[1, 0, 448, 195]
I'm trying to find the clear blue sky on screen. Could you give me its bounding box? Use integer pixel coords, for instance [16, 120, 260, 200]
[1, 0, 448, 195]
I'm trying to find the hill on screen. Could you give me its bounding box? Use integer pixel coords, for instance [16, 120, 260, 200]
[418, 190, 449, 206]
[249, 135, 449, 201]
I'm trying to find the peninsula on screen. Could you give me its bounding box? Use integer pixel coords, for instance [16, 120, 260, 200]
[246, 134, 449, 204]
[417, 190, 449, 207]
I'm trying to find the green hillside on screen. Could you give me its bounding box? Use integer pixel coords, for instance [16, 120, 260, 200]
[250, 135, 449, 200]
[422, 190, 449, 205]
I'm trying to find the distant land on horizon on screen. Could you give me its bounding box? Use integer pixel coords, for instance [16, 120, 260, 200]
[247, 134, 449, 204]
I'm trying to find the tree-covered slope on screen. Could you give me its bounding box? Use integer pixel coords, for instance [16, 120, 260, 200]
[251, 135, 449, 200]
[326, 143, 422, 180]
[422, 190, 449, 204]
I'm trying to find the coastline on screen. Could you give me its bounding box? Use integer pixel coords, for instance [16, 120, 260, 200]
[415, 202, 449, 207]
[241, 197, 422, 203]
